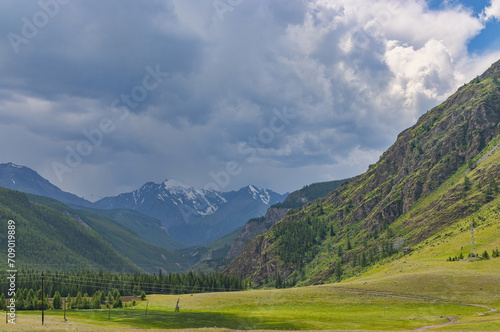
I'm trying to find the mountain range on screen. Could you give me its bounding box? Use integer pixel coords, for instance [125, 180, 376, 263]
[0, 162, 287, 246]
[94, 180, 286, 245]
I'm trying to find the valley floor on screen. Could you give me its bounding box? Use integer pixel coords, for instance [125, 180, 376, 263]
[4, 207, 500, 331]
[3, 281, 499, 332]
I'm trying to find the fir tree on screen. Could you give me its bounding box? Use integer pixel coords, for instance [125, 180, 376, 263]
[107, 291, 113, 308]
[361, 252, 367, 267]
[464, 176, 471, 191]
[335, 261, 343, 281]
[92, 292, 101, 309]
[113, 291, 123, 308]
[330, 224, 335, 237]
[0, 293, 6, 310]
[52, 291, 62, 309]
[482, 250, 490, 260]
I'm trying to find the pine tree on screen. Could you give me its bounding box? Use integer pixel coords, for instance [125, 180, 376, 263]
[347, 238, 352, 250]
[140, 291, 146, 301]
[84, 293, 92, 309]
[99, 291, 106, 304]
[464, 176, 471, 191]
[52, 291, 62, 309]
[92, 292, 101, 309]
[482, 250, 490, 260]
[0, 293, 6, 310]
[361, 252, 367, 267]
[113, 291, 123, 308]
[107, 291, 113, 308]
[75, 291, 83, 309]
[65, 293, 72, 310]
[335, 261, 343, 281]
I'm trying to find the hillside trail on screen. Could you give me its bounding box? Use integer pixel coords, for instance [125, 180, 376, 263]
[412, 303, 499, 331]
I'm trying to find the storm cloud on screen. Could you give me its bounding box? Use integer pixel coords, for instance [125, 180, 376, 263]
[1, 0, 499, 199]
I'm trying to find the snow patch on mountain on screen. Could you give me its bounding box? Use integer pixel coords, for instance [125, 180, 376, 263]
[248, 185, 271, 205]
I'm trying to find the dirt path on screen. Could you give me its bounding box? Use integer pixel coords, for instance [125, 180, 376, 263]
[412, 303, 498, 331]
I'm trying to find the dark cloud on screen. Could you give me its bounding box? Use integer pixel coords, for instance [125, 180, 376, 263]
[0, 0, 499, 198]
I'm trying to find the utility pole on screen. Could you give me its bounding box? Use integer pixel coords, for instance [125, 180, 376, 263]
[41, 271, 44, 326]
[145, 300, 148, 317]
[470, 222, 477, 258]
[63, 298, 66, 321]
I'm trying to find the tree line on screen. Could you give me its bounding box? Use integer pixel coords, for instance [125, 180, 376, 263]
[0, 269, 246, 310]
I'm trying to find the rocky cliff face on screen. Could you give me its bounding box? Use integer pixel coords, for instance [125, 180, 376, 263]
[226, 207, 290, 260]
[223, 233, 294, 282]
[223, 59, 500, 284]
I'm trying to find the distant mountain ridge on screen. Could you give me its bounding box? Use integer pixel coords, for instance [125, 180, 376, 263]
[0, 162, 92, 207]
[226, 178, 351, 261]
[0, 162, 287, 246]
[95, 180, 287, 245]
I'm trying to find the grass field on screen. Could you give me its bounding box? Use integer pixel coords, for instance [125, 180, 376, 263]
[3, 279, 499, 332]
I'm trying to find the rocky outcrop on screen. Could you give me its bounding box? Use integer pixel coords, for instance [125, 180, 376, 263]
[222, 234, 293, 283]
[226, 207, 290, 260]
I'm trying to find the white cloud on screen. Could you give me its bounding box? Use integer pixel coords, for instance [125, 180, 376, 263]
[481, 0, 500, 21]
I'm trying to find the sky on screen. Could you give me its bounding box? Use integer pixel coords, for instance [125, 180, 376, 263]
[1, 0, 500, 201]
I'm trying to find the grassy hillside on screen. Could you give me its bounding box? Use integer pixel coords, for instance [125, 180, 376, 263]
[28, 194, 193, 274]
[224, 59, 500, 286]
[0, 188, 140, 272]
[77, 207, 185, 251]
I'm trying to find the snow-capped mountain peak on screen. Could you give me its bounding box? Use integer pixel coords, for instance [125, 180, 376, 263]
[6, 162, 24, 169]
[95, 179, 287, 245]
[163, 179, 192, 191]
[246, 185, 271, 205]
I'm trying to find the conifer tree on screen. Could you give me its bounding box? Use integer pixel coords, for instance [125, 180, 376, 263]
[464, 176, 471, 191]
[52, 291, 62, 309]
[107, 291, 113, 308]
[335, 261, 343, 281]
[0, 293, 6, 310]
